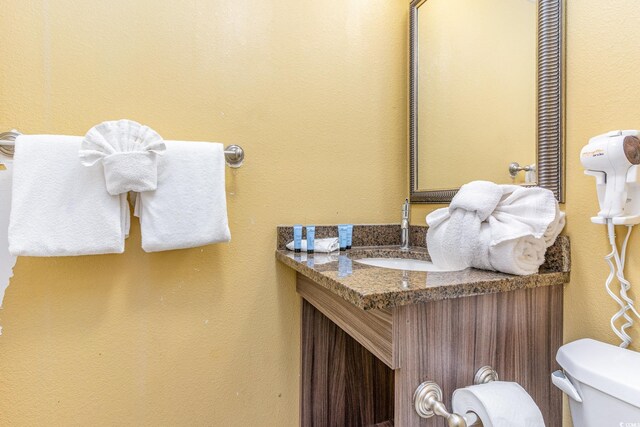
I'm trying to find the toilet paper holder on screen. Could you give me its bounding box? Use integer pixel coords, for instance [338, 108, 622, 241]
[413, 366, 499, 426]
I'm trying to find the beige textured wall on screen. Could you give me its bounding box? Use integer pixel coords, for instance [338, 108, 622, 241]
[4, 0, 639, 426]
[0, 1, 407, 425]
[416, 0, 536, 190]
[562, 0, 640, 352]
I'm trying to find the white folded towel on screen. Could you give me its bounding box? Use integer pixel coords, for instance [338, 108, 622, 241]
[426, 181, 565, 275]
[427, 181, 504, 271]
[286, 238, 340, 253]
[543, 209, 566, 248]
[487, 186, 564, 275]
[80, 120, 166, 195]
[0, 157, 17, 306]
[489, 185, 559, 246]
[426, 209, 470, 271]
[489, 235, 547, 276]
[135, 140, 230, 252]
[449, 181, 504, 221]
[9, 135, 129, 256]
[464, 221, 549, 276]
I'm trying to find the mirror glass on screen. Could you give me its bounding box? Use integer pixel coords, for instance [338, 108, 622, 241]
[414, 0, 538, 191]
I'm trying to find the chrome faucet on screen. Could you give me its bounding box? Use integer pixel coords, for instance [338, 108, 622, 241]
[401, 198, 410, 250]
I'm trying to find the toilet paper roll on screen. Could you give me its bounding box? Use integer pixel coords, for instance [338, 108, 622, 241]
[452, 381, 545, 427]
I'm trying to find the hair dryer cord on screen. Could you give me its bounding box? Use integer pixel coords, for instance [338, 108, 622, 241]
[606, 223, 640, 348]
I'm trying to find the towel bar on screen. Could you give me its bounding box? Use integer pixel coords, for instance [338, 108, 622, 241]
[0, 130, 244, 168]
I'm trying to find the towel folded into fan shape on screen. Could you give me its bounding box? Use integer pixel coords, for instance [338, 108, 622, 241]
[80, 119, 166, 195]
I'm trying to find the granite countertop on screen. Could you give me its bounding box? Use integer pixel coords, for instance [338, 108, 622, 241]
[276, 225, 570, 311]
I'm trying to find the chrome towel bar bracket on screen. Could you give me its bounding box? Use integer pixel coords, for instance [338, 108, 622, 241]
[223, 144, 244, 168]
[413, 366, 500, 426]
[0, 130, 245, 168]
[0, 130, 19, 157]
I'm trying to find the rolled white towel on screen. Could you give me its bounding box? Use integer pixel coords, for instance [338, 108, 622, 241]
[426, 208, 465, 270]
[488, 235, 547, 276]
[543, 209, 566, 248]
[469, 221, 493, 272]
[449, 181, 504, 221]
[425, 206, 449, 229]
[427, 210, 475, 271]
[465, 223, 546, 276]
[426, 182, 564, 276]
[286, 238, 339, 253]
[489, 186, 558, 245]
[427, 182, 504, 271]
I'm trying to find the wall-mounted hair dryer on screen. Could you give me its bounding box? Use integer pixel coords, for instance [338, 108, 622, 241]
[581, 130, 640, 223]
[581, 129, 640, 348]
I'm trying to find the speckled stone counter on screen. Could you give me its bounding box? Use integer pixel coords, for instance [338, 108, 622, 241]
[276, 224, 570, 310]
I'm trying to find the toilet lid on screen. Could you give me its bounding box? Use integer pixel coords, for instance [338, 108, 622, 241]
[557, 338, 640, 408]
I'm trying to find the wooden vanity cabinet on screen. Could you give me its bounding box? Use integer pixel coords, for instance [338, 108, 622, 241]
[297, 273, 563, 427]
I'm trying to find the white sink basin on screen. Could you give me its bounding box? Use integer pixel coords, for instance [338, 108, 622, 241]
[354, 257, 460, 272]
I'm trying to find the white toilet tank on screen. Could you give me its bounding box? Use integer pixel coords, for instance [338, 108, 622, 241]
[553, 338, 640, 427]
